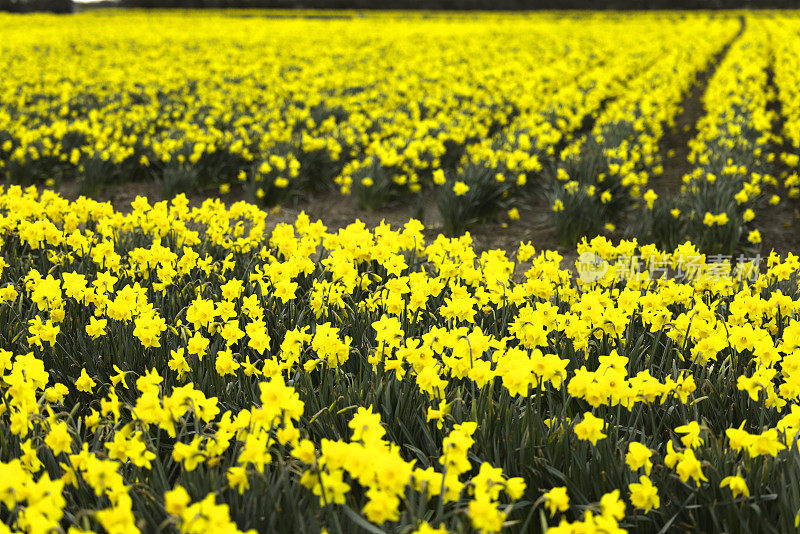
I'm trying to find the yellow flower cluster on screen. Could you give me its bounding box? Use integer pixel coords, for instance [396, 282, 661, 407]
[5, 11, 796, 245]
[0, 186, 797, 532]
[1, 11, 632, 203]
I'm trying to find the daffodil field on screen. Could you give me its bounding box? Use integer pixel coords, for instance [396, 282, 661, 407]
[3, 11, 799, 247]
[1, 8, 800, 534]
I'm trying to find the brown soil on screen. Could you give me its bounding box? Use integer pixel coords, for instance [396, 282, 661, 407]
[757, 195, 800, 258]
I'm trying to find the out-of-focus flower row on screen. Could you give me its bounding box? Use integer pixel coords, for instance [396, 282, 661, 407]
[4, 11, 799, 250]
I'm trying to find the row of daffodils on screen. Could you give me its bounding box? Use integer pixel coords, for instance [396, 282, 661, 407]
[0, 185, 799, 532]
[3, 11, 799, 248]
[651, 19, 776, 256]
